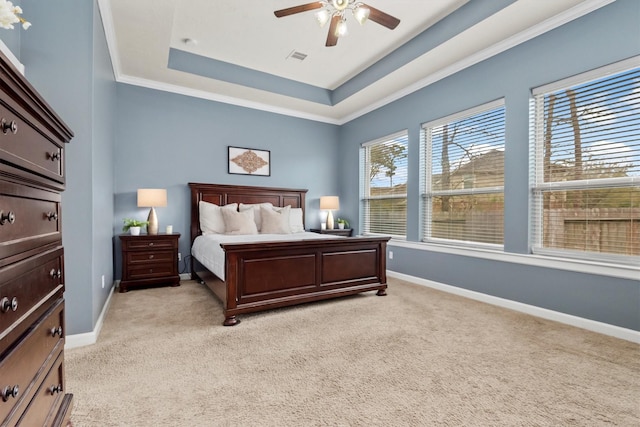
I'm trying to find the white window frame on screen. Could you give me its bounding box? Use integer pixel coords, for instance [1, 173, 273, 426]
[360, 130, 409, 239]
[530, 56, 640, 265]
[421, 99, 506, 249]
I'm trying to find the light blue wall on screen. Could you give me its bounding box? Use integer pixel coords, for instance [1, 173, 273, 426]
[20, 0, 116, 335]
[113, 85, 339, 278]
[339, 0, 640, 330]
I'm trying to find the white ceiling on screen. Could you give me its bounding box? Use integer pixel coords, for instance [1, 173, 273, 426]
[99, 0, 612, 124]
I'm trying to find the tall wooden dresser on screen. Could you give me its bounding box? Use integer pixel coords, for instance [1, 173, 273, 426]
[0, 51, 74, 425]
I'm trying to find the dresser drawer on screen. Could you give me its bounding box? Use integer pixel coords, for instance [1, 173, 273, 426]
[123, 237, 177, 251]
[0, 100, 64, 185]
[127, 263, 175, 280]
[0, 247, 64, 355]
[14, 352, 66, 427]
[0, 182, 61, 264]
[0, 299, 64, 424]
[127, 250, 174, 264]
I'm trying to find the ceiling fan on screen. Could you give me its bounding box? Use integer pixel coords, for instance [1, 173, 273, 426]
[274, 1, 400, 47]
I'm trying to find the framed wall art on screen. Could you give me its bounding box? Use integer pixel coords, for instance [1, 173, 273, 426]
[228, 146, 271, 176]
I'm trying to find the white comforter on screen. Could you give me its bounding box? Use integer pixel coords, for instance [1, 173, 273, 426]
[191, 232, 339, 281]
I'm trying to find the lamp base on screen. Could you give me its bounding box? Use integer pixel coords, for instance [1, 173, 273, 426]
[147, 207, 158, 235]
[327, 210, 334, 229]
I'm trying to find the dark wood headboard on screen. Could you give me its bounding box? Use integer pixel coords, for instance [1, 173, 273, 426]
[188, 182, 308, 245]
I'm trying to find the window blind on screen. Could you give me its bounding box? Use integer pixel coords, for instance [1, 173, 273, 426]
[531, 60, 640, 262]
[422, 100, 506, 246]
[360, 131, 408, 238]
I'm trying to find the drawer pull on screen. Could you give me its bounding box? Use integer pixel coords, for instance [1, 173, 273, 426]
[46, 211, 59, 221]
[1, 118, 17, 135]
[48, 152, 61, 161]
[50, 384, 63, 395]
[149, 255, 154, 259]
[1, 385, 19, 401]
[1, 296, 18, 313]
[148, 242, 154, 246]
[0, 211, 15, 225]
[49, 268, 62, 279]
[51, 326, 63, 337]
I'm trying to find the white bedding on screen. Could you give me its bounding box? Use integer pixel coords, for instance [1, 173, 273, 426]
[191, 232, 340, 281]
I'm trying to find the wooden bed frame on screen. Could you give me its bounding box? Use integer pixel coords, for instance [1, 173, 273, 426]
[189, 183, 390, 326]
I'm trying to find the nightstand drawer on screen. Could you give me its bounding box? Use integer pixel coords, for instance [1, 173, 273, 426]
[123, 238, 176, 251]
[127, 250, 174, 264]
[127, 263, 175, 280]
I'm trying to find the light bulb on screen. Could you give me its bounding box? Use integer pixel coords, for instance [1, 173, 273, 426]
[353, 6, 370, 25]
[335, 19, 348, 37]
[315, 9, 331, 27]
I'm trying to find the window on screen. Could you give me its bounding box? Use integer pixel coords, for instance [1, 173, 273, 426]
[421, 100, 506, 247]
[360, 131, 408, 237]
[531, 58, 640, 263]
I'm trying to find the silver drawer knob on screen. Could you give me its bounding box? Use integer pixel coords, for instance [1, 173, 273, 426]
[0, 211, 15, 225]
[50, 384, 63, 394]
[1, 118, 17, 134]
[2, 385, 18, 401]
[1, 296, 18, 313]
[51, 326, 63, 337]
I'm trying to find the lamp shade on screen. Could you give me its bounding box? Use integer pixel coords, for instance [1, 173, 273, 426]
[320, 196, 339, 210]
[137, 189, 167, 208]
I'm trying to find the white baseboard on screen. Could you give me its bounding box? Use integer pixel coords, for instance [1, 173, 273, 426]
[65, 284, 116, 350]
[387, 270, 640, 344]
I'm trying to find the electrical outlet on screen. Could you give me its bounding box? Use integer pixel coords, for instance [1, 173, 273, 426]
[178, 252, 182, 261]
[388, 251, 393, 260]
[101, 275, 105, 288]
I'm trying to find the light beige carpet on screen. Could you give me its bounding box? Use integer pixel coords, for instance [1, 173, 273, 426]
[66, 279, 640, 426]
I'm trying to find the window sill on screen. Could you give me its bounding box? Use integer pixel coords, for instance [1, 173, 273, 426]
[388, 240, 639, 281]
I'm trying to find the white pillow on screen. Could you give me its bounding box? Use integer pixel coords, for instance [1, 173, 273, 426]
[222, 208, 258, 235]
[273, 206, 304, 233]
[260, 205, 291, 234]
[239, 202, 273, 231]
[199, 201, 237, 234]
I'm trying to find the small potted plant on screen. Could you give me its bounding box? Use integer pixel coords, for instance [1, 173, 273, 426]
[337, 218, 349, 230]
[122, 218, 148, 236]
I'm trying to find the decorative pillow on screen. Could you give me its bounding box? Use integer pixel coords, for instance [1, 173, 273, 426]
[239, 202, 273, 231]
[274, 206, 304, 233]
[222, 208, 258, 235]
[199, 201, 237, 234]
[260, 205, 291, 234]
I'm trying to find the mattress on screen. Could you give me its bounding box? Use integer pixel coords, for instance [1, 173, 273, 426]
[191, 232, 339, 281]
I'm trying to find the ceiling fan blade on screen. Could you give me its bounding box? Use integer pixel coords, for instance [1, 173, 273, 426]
[364, 4, 400, 30]
[274, 2, 324, 18]
[325, 14, 340, 47]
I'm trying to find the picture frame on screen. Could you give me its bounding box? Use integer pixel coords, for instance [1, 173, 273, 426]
[228, 146, 271, 176]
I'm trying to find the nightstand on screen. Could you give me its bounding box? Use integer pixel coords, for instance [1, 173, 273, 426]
[309, 228, 353, 237]
[119, 233, 180, 292]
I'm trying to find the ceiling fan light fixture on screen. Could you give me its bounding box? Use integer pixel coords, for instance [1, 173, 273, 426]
[335, 18, 348, 37]
[353, 5, 370, 25]
[315, 9, 331, 27]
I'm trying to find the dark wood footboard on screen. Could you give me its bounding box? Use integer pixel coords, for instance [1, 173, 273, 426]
[219, 236, 389, 325]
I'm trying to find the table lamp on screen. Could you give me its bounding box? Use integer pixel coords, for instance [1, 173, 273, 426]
[137, 188, 167, 235]
[320, 196, 339, 229]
